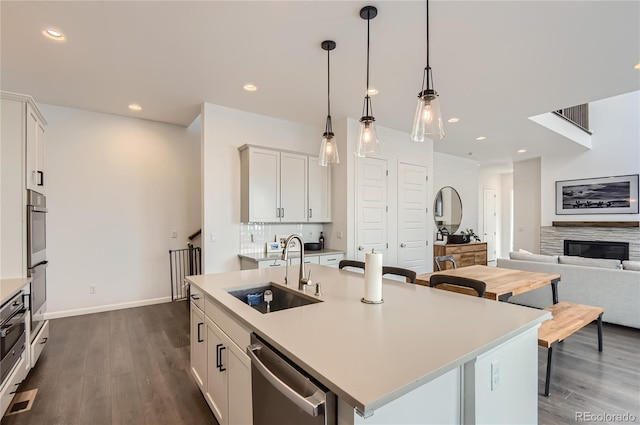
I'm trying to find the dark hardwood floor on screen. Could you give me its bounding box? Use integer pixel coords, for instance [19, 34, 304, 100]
[538, 322, 640, 425]
[1, 301, 217, 425]
[2, 302, 638, 424]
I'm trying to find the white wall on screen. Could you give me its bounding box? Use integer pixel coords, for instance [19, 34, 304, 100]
[500, 172, 514, 258]
[540, 90, 640, 225]
[201, 103, 321, 273]
[513, 157, 541, 253]
[40, 104, 200, 317]
[433, 152, 479, 236]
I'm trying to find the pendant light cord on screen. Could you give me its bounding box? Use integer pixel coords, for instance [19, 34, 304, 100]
[426, 0, 430, 70]
[364, 9, 371, 117]
[327, 47, 331, 118]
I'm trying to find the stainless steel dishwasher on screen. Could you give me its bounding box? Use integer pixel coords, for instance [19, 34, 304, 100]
[247, 334, 336, 425]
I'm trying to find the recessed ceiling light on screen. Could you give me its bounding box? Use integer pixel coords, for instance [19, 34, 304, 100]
[447, 118, 459, 123]
[476, 136, 486, 141]
[243, 84, 257, 92]
[635, 63, 640, 70]
[367, 88, 379, 96]
[517, 149, 527, 153]
[128, 103, 142, 111]
[42, 28, 65, 41]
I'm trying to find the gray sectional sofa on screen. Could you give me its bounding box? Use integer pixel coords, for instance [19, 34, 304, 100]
[497, 253, 640, 329]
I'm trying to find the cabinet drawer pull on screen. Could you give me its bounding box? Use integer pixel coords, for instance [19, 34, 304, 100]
[197, 323, 203, 342]
[309, 208, 313, 218]
[325, 258, 336, 262]
[40, 337, 48, 344]
[216, 344, 226, 372]
[37, 171, 44, 186]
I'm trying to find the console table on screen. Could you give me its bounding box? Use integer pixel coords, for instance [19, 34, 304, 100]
[434, 242, 487, 270]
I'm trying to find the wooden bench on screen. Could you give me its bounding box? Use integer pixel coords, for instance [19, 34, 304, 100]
[538, 302, 604, 396]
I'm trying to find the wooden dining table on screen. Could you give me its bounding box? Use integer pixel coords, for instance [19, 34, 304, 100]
[415, 265, 561, 303]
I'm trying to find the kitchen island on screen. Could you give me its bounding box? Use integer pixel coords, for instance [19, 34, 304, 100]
[187, 264, 549, 424]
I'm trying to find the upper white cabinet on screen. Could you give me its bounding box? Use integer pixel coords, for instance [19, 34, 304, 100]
[307, 156, 331, 222]
[26, 102, 46, 191]
[279, 152, 307, 222]
[1, 92, 47, 279]
[240, 145, 330, 223]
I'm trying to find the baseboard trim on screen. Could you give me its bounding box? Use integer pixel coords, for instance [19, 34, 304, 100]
[44, 296, 173, 320]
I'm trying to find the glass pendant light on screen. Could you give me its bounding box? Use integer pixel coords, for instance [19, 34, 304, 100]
[319, 40, 339, 167]
[411, 0, 445, 142]
[355, 6, 381, 157]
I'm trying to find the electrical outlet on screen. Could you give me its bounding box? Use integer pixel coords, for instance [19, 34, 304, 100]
[171, 230, 178, 238]
[89, 285, 96, 294]
[337, 230, 343, 239]
[491, 360, 501, 391]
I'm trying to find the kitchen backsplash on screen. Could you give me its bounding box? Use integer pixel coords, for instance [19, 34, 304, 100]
[240, 223, 325, 253]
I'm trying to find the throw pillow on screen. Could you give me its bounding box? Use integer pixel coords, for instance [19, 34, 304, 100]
[558, 255, 622, 270]
[509, 251, 559, 263]
[622, 260, 640, 271]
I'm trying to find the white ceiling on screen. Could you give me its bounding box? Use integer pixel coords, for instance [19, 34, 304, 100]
[2, 1, 639, 167]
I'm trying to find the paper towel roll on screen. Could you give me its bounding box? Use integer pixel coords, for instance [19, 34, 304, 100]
[364, 251, 383, 302]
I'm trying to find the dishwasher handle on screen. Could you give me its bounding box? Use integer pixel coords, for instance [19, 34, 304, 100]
[247, 343, 324, 417]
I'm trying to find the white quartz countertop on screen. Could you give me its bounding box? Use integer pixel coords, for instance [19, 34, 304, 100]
[0, 277, 30, 305]
[238, 248, 344, 262]
[187, 265, 550, 415]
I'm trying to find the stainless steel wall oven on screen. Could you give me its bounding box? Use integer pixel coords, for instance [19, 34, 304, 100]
[0, 292, 26, 383]
[27, 189, 47, 338]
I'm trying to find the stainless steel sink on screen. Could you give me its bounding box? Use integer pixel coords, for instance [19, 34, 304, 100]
[227, 284, 322, 314]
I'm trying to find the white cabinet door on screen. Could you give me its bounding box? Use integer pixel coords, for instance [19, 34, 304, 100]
[228, 343, 253, 425]
[280, 152, 307, 222]
[190, 303, 207, 392]
[308, 156, 331, 222]
[206, 318, 229, 425]
[25, 102, 45, 192]
[247, 148, 280, 222]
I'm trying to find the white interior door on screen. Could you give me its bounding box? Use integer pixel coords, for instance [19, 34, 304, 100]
[483, 188, 497, 262]
[397, 162, 429, 274]
[356, 157, 387, 261]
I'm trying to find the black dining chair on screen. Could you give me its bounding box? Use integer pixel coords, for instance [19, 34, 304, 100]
[382, 266, 417, 283]
[429, 275, 486, 297]
[338, 260, 365, 272]
[434, 255, 457, 271]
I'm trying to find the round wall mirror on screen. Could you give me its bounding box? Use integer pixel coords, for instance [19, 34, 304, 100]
[434, 186, 462, 234]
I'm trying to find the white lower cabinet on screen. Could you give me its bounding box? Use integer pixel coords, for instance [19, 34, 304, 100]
[319, 253, 344, 268]
[206, 317, 228, 423]
[190, 302, 207, 391]
[0, 355, 28, 417]
[191, 289, 252, 425]
[30, 320, 49, 368]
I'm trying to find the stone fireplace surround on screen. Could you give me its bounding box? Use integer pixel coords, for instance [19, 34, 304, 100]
[541, 224, 640, 261]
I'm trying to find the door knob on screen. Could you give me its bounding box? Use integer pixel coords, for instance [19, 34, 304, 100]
[400, 243, 406, 248]
[358, 246, 364, 251]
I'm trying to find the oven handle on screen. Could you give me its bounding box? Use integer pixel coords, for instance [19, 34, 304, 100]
[247, 343, 324, 417]
[0, 309, 26, 337]
[28, 260, 49, 274]
[29, 206, 48, 213]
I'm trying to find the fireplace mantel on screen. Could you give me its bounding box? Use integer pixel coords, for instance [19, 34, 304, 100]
[552, 221, 639, 228]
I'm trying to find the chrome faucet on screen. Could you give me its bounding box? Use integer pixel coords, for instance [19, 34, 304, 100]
[281, 234, 311, 290]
